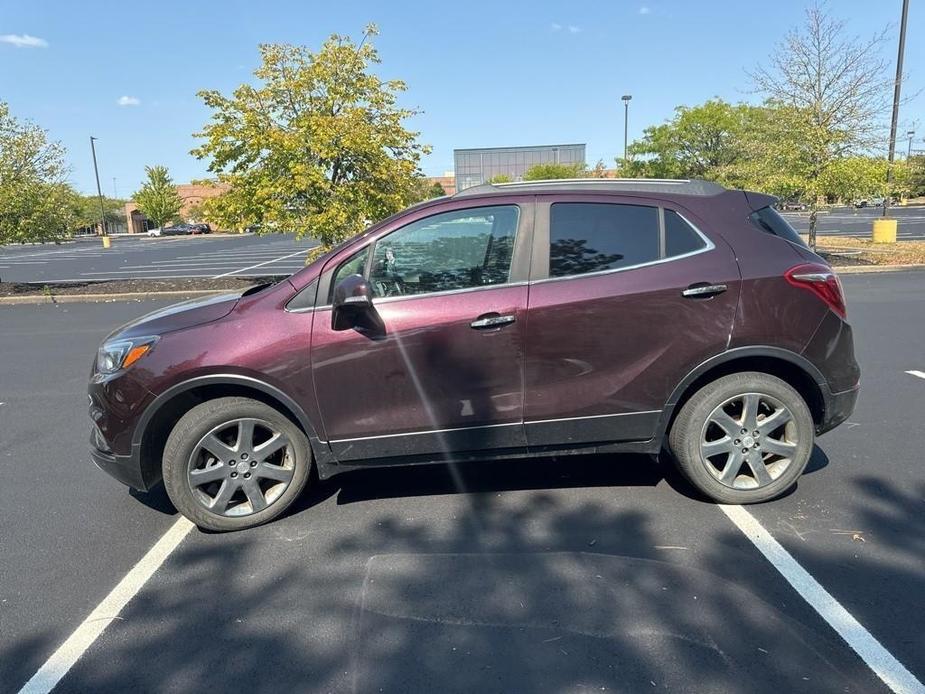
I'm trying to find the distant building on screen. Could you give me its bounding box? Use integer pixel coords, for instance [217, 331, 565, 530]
[454, 144, 586, 191]
[424, 173, 457, 196]
[124, 181, 229, 233]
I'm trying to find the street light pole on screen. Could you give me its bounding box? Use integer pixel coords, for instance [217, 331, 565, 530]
[907, 130, 916, 159]
[883, 0, 910, 218]
[621, 95, 632, 165]
[89, 136, 106, 235]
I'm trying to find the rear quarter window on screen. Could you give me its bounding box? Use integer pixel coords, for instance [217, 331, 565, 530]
[749, 206, 808, 248]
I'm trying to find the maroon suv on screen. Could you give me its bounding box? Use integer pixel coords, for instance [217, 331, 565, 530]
[89, 179, 859, 531]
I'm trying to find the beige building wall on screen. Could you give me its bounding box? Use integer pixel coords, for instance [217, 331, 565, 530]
[124, 182, 230, 233]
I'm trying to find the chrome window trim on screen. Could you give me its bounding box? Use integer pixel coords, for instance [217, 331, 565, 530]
[305, 280, 530, 312]
[534, 208, 714, 286]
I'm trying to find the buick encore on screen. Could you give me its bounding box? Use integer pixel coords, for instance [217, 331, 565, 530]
[89, 179, 859, 531]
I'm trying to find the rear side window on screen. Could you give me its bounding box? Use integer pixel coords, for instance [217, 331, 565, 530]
[665, 209, 708, 256]
[548, 203, 709, 279]
[749, 206, 808, 247]
[549, 203, 659, 277]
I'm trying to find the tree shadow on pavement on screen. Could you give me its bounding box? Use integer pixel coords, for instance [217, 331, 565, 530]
[28, 446, 901, 694]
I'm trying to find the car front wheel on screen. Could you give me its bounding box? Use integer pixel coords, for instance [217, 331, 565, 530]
[668, 372, 814, 504]
[162, 396, 311, 531]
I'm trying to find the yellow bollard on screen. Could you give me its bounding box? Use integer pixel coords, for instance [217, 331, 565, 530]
[101, 235, 111, 249]
[872, 218, 897, 244]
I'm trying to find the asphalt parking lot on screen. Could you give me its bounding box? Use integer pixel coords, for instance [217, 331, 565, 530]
[0, 233, 317, 284]
[1, 270, 923, 693]
[782, 205, 925, 240]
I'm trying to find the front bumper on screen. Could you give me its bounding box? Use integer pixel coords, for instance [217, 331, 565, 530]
[90, 442, 149, 490]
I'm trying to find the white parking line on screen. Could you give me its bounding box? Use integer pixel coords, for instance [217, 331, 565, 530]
[905, 370, 925, 380]
[17, 517, 195, 694]
[720, 505, 924, 694]
[212, 249, 309, 279]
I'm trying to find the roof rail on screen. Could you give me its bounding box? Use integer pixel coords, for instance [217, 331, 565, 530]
[453, 178, 726, 198]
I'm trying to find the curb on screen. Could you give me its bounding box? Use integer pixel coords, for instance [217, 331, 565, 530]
[0, 289, 228, 306]
[833, 264, 925, 274]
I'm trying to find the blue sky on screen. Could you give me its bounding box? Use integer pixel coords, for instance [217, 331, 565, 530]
[2, 0, 922, 195]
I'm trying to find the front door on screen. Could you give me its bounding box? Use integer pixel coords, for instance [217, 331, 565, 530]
[311, 201, 533, 461]
[524, 197, 741, 449]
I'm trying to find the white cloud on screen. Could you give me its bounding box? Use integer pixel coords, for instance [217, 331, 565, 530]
[568, 25, 581, 33]
[0, 33, 48, 48]
[550, 22, 562, 31]
[117, 95, 141, 107]
[638, 6, 651, 14]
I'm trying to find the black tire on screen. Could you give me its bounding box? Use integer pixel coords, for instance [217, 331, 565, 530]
[668, 372, 814, 504]
[163, 396, 311, 531]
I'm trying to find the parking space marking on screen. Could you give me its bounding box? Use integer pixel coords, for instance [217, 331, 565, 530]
[17, 517, 194, 694]
[212, 249, 310, 279]
[905, 370, 925, 380]
[720, 504, 924, 694]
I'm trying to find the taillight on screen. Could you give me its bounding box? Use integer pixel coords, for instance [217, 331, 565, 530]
[785, 263, 846, 318]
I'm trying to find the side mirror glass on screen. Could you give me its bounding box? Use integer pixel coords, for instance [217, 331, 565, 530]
[331, 274, 374, 331]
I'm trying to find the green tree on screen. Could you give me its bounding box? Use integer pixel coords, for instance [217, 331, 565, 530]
[73, 195, 126, 232]
[904, 155, 925, 197]
[523, 162, 586, 180]
[427, 181, 446, 197]
[0, 101, 78, 245]
[625, 99, 757, 181]
[750, 4, 893, 247]
[133, 165, 183, 228]
[192, 24, 430, 248]
[487, 174, 512, 184]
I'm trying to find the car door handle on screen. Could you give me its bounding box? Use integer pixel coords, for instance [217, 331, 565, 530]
[682, 283, 728, 298]
[470, 313, 516, 329]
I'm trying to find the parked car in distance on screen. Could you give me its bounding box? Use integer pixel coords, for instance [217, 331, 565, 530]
[161, 223, 194, 236]
[778, 199, 808, 212]
[189, 223, 211, 234]
[89, 178, 859, 531]
[869, 197, 886, 207]
[146, 227, 162, 237]
[853, 199, 868, 208]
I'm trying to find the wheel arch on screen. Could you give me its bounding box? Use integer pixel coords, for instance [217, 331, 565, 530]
[656, 347, 827, 446]
[134, 375, 330, 489]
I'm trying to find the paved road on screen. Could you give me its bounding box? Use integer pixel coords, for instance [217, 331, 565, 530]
[782, 205, 925, 240]
[0, 234, 317, 284]
[1, 271, 923, 692]
[1, 208, 921, 288]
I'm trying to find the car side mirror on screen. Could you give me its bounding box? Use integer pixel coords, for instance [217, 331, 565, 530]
[331, 274, 374, 331]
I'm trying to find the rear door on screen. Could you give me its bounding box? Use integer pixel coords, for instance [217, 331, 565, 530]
[523, 195, 740, 449]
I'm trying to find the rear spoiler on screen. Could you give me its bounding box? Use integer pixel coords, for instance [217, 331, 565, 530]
[743, 190, 778, 212]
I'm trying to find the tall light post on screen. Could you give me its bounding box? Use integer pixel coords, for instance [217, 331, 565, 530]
[89, 136, 106, 235]
[883, 0, 910, 219]
[907, 130, 916, 159]
[621, 94, 632, 165]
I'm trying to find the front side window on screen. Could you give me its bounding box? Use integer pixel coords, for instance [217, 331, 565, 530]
[368, 205, 519, 297]
[549, 203, 659, 277]
[329, 247, 369, 301]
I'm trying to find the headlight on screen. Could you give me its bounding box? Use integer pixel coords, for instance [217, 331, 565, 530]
[97, 336, 158, 374]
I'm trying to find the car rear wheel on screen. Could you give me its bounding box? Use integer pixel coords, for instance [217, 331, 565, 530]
[668, 372, 814, 504]
[162, 396, 311, 531]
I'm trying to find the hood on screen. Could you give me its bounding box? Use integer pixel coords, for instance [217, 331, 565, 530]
[109, 291, 242, 340]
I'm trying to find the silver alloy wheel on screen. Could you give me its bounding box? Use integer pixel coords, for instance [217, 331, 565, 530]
[187, 417, 295, 517]
[700, 392, 799, 490]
